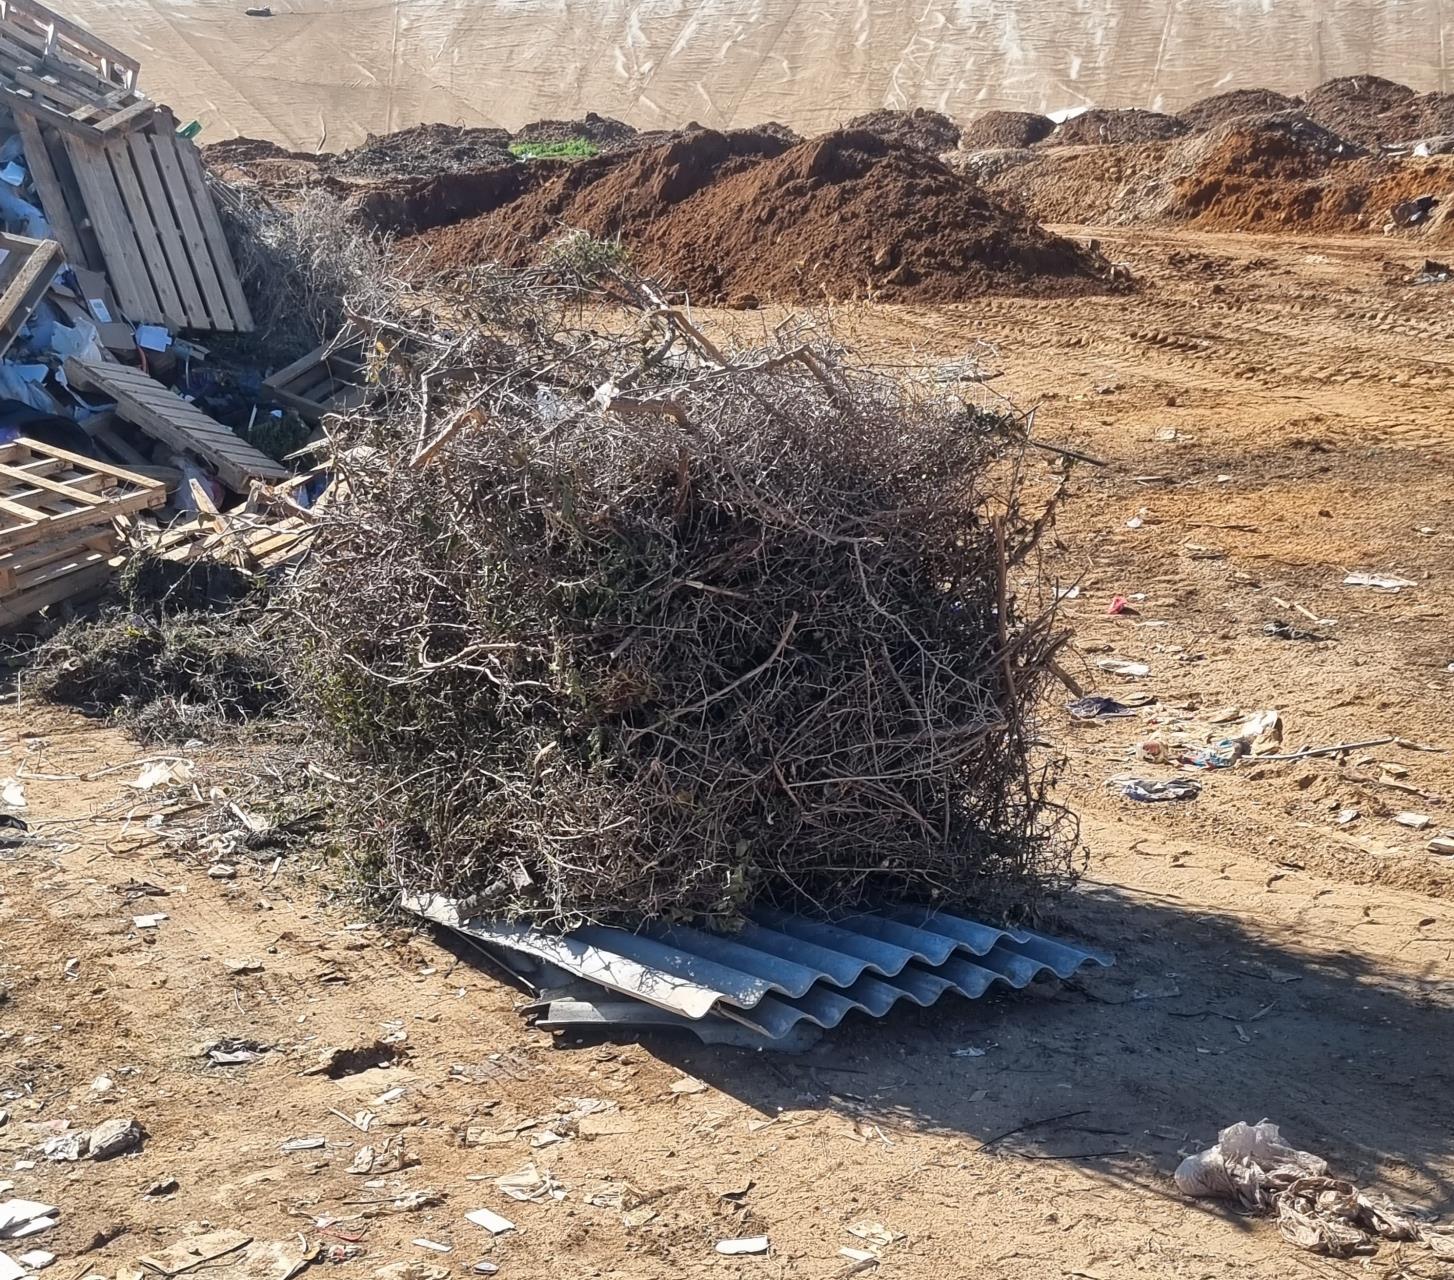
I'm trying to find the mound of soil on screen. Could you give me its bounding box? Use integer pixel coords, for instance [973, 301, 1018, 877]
[403, 129, 1113, 303]
[841, 108, 962, 153]
[327, 124, 515, 178]
[960, 111, 1055, 150]
[1302, 75, 1416, 145]
[513, 111, 639, 153]
[1046, 108, 1189, 147]
[1178, 112, 1361, 181]
[1180, 88, 1302, 131]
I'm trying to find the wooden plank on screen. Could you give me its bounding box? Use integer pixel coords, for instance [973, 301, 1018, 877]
[144, 126, 232, 329]
[0, 558, 109, 627]
[13, 110, 84, 264]
[62, 132, 159, 320]
[37, 124, 104, 270]
[94, 96, 153, 133]
[166, 124, 253, 330]
[64, 358, 289, 490]
[102, 136, 185, 326]
[263, 341, 338, 390]
[0, 233, 61, 355]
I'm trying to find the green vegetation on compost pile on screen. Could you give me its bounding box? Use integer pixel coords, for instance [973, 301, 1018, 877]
[508, 138, 600, 159]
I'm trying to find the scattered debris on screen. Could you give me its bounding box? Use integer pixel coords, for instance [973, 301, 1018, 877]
[88, 1117, 143, 1160]
[669, 1076, 708, 1095]
[1264, 619, 1326, 642]
[463, 1209, 515, 1236]
[1428, 836, 1454, 855]
[1097, 658, 1150, 678]
[846, 1220, 904, 1248]
[137, 1230, 252, 1276]
[1067, 695, 1138, 720]
[1394, 812, 1432, 830]
[410, 1241, 450, 1254]
[372, 1265, 449, 1280]
[1175, 1120, 1453, 1258]
[142, 1178, 179, 1198]
[0, 1199, 58, 1240]
[41, 1133, 87, 1162]
[1343, 572, 1415, 591]
[132, 913, 168, 929]
[280, 1137, 326, 1152]
[495, 1163, 565, 1202]
[1121, 778, 1201, 802]
[715, 1237, 769, 1255]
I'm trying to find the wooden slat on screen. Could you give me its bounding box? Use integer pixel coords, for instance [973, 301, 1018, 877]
[63, 358, 289, 490]
[94, 96, 153, 133]
[143, 127, 230, 329]
[0, 558, 109, 627]
[62, 132, 159, 320]
[6, 88, 110, 141]
[0, 435, 166, 495]
[0, 459, 106, 506]
[0, 233, 61, 355]
[36, 123, 103, 269]
[167, 125, 253, 330]
[120, 129, 209, 328]
[102, 136, 185, 326]
[13, 110, 83, 264]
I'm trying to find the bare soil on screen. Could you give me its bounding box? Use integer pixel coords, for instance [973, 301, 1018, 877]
[3, 220, 1453, 1280]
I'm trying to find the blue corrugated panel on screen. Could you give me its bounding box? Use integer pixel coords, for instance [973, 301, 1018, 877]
[404, 892, 1113, 1039]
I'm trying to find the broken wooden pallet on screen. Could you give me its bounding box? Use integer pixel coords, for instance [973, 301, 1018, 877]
[0, 0, 139, 91]
[0, 231, 62, 354]
[0, 435, 165, 624]
[261, 338, 369, 422]
[0, 434, 164, 556]
[23, 110, 252, 331]
[63, 357, 288, 491]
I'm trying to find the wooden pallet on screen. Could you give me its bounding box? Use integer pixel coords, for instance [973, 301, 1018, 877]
[0, 435, 165, 624]
[64, 357, 289, 491]
[261, 338, 369, 422]
[23, 111, 252, 331]
[0, 0, 138, 90]
[0, 0, 151, 143]
[0, 231, 61, 354]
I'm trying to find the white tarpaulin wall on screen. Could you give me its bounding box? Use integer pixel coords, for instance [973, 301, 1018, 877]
[65, 0, 1450, 150]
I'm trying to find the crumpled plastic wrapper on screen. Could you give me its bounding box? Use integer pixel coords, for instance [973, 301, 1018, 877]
[1175, 1120, 1454, 1258]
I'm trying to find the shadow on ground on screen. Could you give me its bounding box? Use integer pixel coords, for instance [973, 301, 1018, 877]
[482, 879, 1454, 1226]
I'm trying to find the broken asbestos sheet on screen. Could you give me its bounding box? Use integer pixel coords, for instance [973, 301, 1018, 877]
[405, 894, 1112, 1042]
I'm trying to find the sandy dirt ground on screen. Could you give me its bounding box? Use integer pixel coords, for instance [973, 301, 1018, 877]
[2, 224, 1454, 1280]
[57, 0, 1454, 149]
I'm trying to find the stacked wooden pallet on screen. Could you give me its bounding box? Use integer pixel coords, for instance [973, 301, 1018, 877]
[0, 435, 165, 625]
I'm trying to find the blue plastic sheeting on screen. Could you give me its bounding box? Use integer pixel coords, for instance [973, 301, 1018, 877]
[405, 892, 1113, 1040]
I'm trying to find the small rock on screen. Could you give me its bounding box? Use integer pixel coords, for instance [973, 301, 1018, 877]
[142, 1177, 179, 1197]
[207, 865, 237, 880]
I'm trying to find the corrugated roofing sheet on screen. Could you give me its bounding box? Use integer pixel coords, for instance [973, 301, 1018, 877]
[406, 893, 1112, 1040]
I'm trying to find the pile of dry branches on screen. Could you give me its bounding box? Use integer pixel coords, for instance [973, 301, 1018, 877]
[293, 259, 1078, 924]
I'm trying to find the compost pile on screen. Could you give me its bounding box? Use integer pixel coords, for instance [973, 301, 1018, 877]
[513, 111, 640, 152]
[960, 111, 1055, 150]
[1046, 108, 1189, 147]
[327, 123, 515, 178]
[1179, 89, 1302, 131]
[403, 130, 1115, 303]
[841, 107, 962, 153]
[293, 268, 1077, 925]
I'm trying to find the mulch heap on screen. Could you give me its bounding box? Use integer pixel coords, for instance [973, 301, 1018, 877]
[841, 107, 962, 153]
[1045, 108, 1190, 147]
[1302, 76, 1454, 147]
[1179, 88, 1303, 131]
[960, 110, 1055, 150]
[326, 123, 515, 179]
[512, 111, 641, 153]
[395, 129, 1116, 304]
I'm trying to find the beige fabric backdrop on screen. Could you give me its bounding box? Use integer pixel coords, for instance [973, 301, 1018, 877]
[67, 0, 1451, 150]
